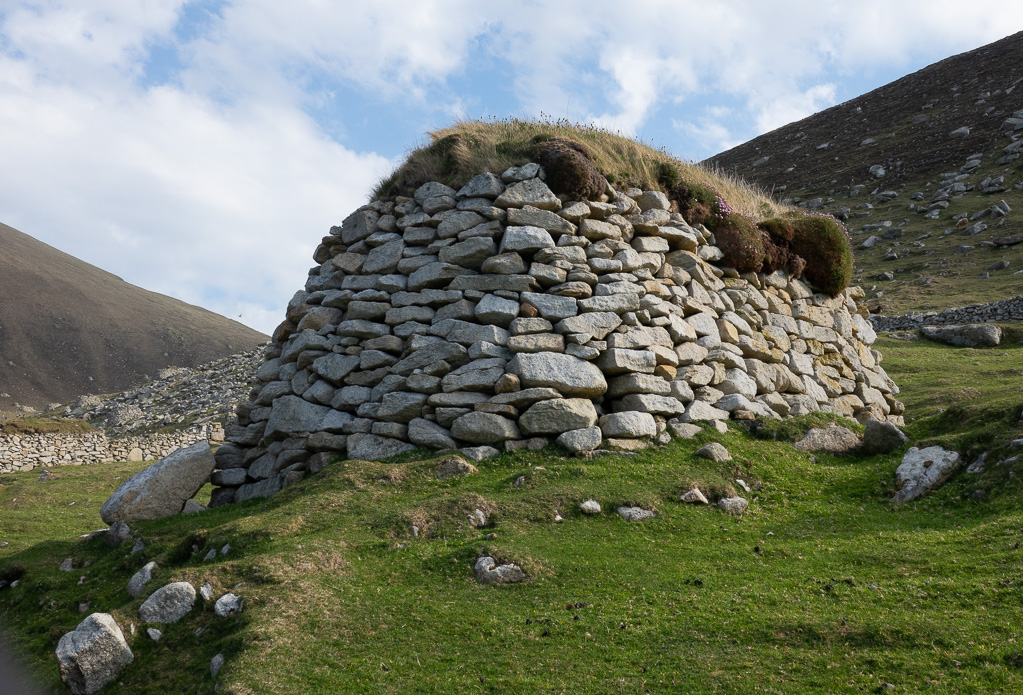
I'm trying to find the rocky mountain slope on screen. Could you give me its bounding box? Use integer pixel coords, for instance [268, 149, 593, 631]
[706, 31, 1023, 314]
[64, 346, 265, 436]
[0, 223, 267, 410]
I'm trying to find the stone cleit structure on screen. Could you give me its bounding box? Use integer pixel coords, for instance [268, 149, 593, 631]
[209, 163, 903, 506]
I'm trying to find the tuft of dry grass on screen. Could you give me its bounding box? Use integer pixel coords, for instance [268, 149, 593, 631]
[373, 117, 787, 220]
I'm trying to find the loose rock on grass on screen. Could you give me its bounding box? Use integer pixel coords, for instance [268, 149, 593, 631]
[617, 506, 656, 521]
[127, 562, 158, 598]
[474, 557, 527, 585]
[436, 456, 478, 480]
[794, 425, 860, 454]
[861, 419, 909, 454]
[718, 497, 749, 515]
[695, 442, 732, 462]
[893, 446, 962, 503]
[214, 593, 243, 617]
[139, 582, 196, 624]
[680, 488, 709, 504]
[56, 613, 134, 695]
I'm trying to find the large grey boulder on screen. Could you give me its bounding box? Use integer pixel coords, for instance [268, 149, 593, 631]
[139, 581, 196, 624]
[519, 398, 598, 435]
[556, 426, 602, 452]
[408, 418, 458, 450]
[861, 419, 909, 454]
[100, 442, 215, 524]
[893, 446, 962, 503]
[599, 411, 656, 438]
[264, 395, 349, 438]
[474, 556, 527, 584]
[451, 412, 521, 445]
[56, 613, 134, 695]
[793, 425, 861, 454]
[920, 324, 1002, 347]
[346, 433, 416, 460]
[509, 352, 607, 398]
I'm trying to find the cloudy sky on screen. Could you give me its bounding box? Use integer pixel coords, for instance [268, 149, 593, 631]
[2, 2, 1021, 335]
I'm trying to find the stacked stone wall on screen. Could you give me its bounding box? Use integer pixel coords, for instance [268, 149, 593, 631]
[869, 295, 1023, 332]
[0, 424, 224, 474]
[210, 164, 904, 506]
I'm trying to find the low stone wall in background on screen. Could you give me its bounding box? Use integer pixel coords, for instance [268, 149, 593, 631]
[0, 423, 225, 474]
[869, 295, 1023, 332]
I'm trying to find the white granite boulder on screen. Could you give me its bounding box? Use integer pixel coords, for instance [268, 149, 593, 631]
[100, 442, 215, 524]
[893, 446, 962, 503]
[139, 581, 196, 624]
[56, 613, 134, 695]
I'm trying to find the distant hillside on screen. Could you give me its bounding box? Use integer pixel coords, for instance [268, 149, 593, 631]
[0, 223, 267, 409]
[706, 31, 1023, 314]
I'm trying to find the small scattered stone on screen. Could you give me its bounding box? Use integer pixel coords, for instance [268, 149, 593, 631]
[474, 556, 527, 584]
[461, 446, 500, 462]
[580, 499, 601, 515]
[102, 522, 130, 548]
[211, 653, 225, 678]
[200, 582, 214, 601]
[695, 442, 732, 462]
[617, 506, 656, 521]
[147, 628, 162, 641]
[214, 593, 243, 617]
[437, 456, 479, 479]
[718, 497, 749, 515]
[127, 562, 158, 598]
[680, 488, 709, 504]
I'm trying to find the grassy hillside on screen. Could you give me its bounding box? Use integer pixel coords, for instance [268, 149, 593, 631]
[848, 186, 1023, 314]
[2, 333, 1022, 694]
[705, 31, 1023, 314]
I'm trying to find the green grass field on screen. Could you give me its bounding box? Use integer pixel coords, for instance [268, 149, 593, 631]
[2, 332, 1022, 694]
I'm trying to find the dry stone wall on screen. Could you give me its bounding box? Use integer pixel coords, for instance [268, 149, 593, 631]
[869, 295, 1023, 332]
[0, 424, 224, 474]
[210, 164, 904, 506]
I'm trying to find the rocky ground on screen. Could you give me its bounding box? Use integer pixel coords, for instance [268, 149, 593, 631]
[55, 345, 266, 436]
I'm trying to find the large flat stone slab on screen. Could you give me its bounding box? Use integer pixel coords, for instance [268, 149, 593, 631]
[100, 442, 215, 524]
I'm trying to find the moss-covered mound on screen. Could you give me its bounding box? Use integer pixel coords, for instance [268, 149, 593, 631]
[788, 215, 854, 296]
[373, 118, 780, 218]
[534, 136, 607, 201]
[373, 118, 853, 296]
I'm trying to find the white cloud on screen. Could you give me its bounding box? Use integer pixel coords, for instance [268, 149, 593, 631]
[0, 3, 393, 335]
[752, 83, 838, 136]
